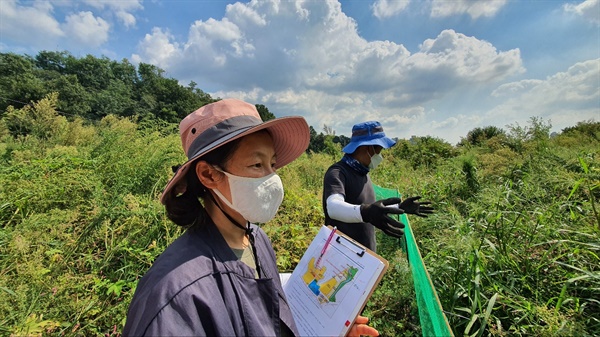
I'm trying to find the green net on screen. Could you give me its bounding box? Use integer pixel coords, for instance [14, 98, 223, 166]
[374, 184, 454, 337]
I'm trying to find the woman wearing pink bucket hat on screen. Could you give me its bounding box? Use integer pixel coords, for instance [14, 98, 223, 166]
[122, 99, 379, 337]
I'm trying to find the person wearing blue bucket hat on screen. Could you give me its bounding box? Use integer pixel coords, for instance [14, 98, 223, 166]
[341, 121, 397, 155]
[322, 121, 434, 252]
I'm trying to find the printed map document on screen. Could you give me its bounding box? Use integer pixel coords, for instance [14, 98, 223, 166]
[283, 226, 389, 337]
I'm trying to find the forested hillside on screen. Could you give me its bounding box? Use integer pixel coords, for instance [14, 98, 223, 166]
[1, 51, 215, 123]
[1, 52, 598, 336]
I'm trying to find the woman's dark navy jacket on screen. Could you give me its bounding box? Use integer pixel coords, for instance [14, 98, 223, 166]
[122, 221, 299, 336]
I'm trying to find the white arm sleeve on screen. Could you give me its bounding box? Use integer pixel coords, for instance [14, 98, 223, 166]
[326, 194, 364, 223]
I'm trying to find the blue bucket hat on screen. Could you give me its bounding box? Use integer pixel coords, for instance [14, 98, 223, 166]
[342, 121, 396, 154]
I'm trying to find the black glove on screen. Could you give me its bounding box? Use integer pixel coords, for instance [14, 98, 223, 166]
[399, 196, 434, 217]
[360, 197, 405, 238]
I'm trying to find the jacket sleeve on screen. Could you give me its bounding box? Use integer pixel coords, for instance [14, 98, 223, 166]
[140, 307, 207, 337]
[126, 293, 214, 337]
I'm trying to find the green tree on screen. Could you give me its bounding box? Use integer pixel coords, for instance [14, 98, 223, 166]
[459, 125, 506, 147]
[307, 126, 327, 154]
[48, 74, 92, 117]
[3, 92, 67, 139]
[561, 120, 600, 141]
[332, 135, 350, 147]
[0, 53, 45, 112]
[92, 80, 136, 118]
[64, 54, 114, 90]
[505, 116, 552, 153]
[1, 52, 217, 123]
[110, 58, 138, 88]
[255, 104, 276, 121]
[391, 135, 457, 169]
[34, 50, 71, 73]
[134, 62, 211, 122]
[0, 52, 35, 77]
[323, 124, 335, 136]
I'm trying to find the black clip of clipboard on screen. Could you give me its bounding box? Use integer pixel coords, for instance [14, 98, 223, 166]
[335, 235, 366, 257]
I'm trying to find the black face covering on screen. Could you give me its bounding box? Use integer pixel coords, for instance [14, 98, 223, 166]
[342, 154, 370, 175]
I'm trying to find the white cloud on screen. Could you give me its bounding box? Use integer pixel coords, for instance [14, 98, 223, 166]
[192, 18, 244, 44]
[0, 0, 142, 52]
[491, 59, 599, 106]
[429, 116, 459, 129]
[139, 1, 521, 95]
[488, 59, 600, 133]
[83, 0, 143, 11]
[79, 0, 143, 28]
[130, 0, 526, 142]
[416, 30, 524, 83]
[115, 11, 137, 28]
[431, 0, 507, 19]
[420, 59, 599, 142]
[491, 79, 544, 96]
[62, 11, 110, 48]
[226, 2, 267, 27]
[131, 28, 180, 67]
[0, 0, 64, 48]
[564, 0, 600, 24]
[372, 0, 410, 19]
[370, 0, 507, 20]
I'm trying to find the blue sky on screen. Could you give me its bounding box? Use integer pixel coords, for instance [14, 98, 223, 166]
[1, 0, 598, 143]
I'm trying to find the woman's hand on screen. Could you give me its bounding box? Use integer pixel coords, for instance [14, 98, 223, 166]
[346, 315, 379, 337]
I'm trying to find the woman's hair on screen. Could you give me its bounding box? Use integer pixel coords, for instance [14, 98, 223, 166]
[164, 138, 242, 227]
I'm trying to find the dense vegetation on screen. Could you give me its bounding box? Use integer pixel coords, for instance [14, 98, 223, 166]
[1, 52, 599, 336]
[0, 51, 215, 123]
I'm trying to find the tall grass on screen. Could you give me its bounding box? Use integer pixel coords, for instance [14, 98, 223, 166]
[0, 95, 598, 336]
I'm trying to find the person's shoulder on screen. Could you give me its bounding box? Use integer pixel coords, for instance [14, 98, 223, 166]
[325, 160, 347, 173]
[125, 248, 217, 336]
[135, 230, 218, 292]
[144, 253, 213, 284]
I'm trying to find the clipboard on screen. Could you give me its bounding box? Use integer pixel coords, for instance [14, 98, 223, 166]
[283, 225, 389, 337]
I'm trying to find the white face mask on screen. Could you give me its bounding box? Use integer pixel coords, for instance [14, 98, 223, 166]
[369, 153, 383, 170]
[368, 147, 383, 170]
[212, 170, 284, 223]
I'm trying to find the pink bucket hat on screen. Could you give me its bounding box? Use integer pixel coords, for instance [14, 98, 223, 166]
[160, 98, 310, 205]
